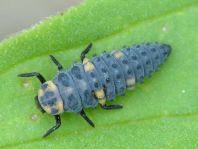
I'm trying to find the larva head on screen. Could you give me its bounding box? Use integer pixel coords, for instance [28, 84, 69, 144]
[37, 81, 64, 115]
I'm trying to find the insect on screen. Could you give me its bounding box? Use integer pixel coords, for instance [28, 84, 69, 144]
[18, 42, 171, 137]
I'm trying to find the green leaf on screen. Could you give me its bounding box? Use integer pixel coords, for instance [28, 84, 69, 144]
[0, 0, 198, 148]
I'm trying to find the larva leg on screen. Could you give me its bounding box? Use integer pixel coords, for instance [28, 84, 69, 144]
[100, 104, 123, 110]
[43, 115, 61, 138]
[100, 85, 123, 110]
[79, 109, 95, 127]
[18, 72, 46, 83]
[80, 43, 92, 62]
[49, 55, 63, 71]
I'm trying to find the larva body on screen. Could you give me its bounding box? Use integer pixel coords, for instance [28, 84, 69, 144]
[38, 43, 171, 115]
[19, 42, 171, 137]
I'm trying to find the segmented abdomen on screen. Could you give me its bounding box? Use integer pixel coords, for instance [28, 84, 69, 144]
[54, 43, 171, 112]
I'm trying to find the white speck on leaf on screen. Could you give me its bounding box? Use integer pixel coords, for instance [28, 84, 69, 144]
[162, 25, 169, 32]
[31, 114, 39, 121]
[23, 82, 31, 88]
[181, 89, 186, 94]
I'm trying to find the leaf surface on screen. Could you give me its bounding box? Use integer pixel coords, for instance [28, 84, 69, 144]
[0, 0, 198, 148]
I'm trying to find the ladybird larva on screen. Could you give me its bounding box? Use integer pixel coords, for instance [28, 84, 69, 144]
[18, 42, 171, 137]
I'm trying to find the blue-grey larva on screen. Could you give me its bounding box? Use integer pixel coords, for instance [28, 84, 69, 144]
[18, 42, 171, 137]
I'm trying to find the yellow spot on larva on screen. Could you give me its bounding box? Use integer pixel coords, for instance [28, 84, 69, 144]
[57, 100, 64, 113]
[38, 89, 44, 97]
[47, 81, 57, 91]
[95, 89, 105, 99]
[126, 78, 136, 90]
[113, 51, 124, 59]
[95, 89, 106, 105]
[45, 106, 52, 114]
[83, 58, 89, 64]
[83, 58, 95, 72]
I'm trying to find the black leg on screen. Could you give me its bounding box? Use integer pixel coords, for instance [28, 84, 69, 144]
[100, 104, 123, 110]
[100, 85, 123, 110]
[79, 109, 95, 127]
[80, 43, 92, 62]
[18, 72, 46, 83]
[49, 55, 63, 71]
[43, 115, 61, 138]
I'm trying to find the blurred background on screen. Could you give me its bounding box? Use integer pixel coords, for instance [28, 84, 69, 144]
[0, 0, 82, 41]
